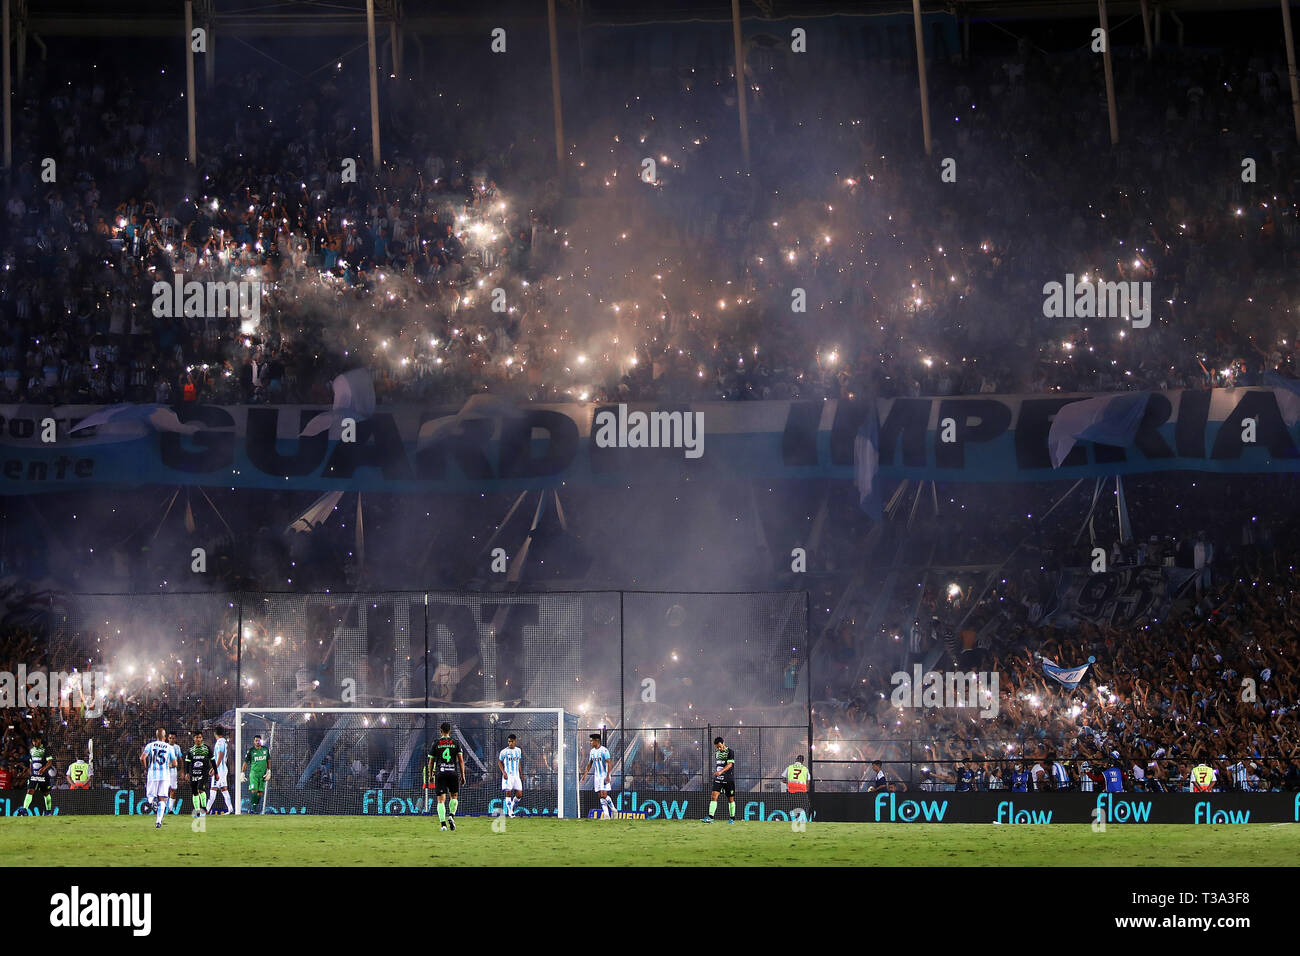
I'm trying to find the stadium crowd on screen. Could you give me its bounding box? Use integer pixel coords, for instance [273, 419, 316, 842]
[2, 40, 1300, 413]
[811, 498, 1300, 793]
[0, 631, 215, 793]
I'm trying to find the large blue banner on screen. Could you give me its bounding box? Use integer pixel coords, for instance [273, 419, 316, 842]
[0, 388, 1296, 494]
